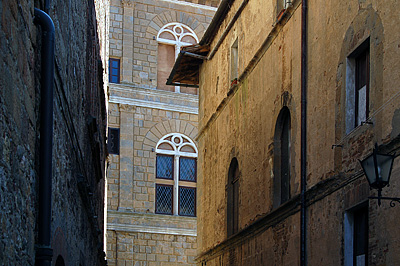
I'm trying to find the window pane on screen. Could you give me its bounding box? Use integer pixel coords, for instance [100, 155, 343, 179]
[179, 157, 196, 182]
[112, 60, 119, 68]
[156, 155, 174, 179]
[354, 206, 368, 265]
[108, 128, 120, 155]
[357, 85, 367, 125]
[111, 76, 118, 83]
[156, 185, 173, 214]
[179, 187, 196, 216]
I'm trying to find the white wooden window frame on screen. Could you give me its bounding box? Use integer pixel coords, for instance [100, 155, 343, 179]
[156, 133, 198, 215]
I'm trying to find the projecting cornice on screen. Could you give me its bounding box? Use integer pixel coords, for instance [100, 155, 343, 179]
[107, 210, 197, 236]
[109, 83, 199, 114]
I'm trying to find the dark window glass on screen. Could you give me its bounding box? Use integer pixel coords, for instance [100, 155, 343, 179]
[280, 111, 290, 204]
[355, 48, 370, 126]
[109, 58, 120, 83]
[155, 184, 173, 215]
[179, 157, 197, 182]
[108, 128, 120, 155]
[179, 187, 196, 216]
[156, 155, 174, 179]
[227, 158, 239, 237]
[354, 206, 368, 265]
[273, 107, 291, 207]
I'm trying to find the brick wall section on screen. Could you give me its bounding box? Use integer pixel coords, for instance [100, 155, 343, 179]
[0, 0, 108, 264]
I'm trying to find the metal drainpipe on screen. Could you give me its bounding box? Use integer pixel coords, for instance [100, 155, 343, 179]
[34, 8, 55, 266]
[300, 0, 308, 265]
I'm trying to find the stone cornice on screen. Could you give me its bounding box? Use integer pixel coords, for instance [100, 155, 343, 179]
[109, 83, 199, 114]
[107, 210, 197, 236]
[107, 223, 197, 236]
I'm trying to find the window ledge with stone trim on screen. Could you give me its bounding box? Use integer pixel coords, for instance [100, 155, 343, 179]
[107, 211, 197, 236]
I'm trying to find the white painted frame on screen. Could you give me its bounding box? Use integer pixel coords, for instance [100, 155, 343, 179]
[156, 133, 198, 216]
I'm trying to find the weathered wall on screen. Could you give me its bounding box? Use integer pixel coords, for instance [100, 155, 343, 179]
[197, 0, 400, 265]
[0, 0, 108, 264]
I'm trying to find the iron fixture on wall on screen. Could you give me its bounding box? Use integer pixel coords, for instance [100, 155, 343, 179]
[359, 143, 399, 207]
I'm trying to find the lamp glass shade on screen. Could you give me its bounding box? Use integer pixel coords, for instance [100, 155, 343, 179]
[360, 152, 395, 190]
[376, 153, 395, 184]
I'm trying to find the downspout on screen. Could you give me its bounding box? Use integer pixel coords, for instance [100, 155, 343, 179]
[300, 0, 308, 265]
[34, 8, 55, 266]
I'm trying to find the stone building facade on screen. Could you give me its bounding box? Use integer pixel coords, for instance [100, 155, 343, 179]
[105, 0, 218, 265]
[171, 0, 400, 265]
[0, 0, 108, 265]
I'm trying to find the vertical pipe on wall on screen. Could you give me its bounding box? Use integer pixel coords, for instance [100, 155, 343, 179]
[300, 0, 308, 265]
[34, 8, 55, 266]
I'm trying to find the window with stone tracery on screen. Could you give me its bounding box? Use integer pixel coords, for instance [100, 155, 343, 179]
[157, 22, 198, 94]
[155, 133, 197, 216]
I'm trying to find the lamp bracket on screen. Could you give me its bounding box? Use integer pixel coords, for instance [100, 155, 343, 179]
[369, 196, 400, 207]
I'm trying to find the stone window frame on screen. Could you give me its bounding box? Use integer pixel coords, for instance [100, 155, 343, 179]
[227, 157, 240, 237]
[273, 106, 291, 208]
[156, 22, 199, 93]
[335, 8, 384, 147]
[155, 133, 198, 217]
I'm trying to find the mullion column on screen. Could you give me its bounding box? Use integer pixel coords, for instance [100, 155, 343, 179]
[174, 155, 180, 215]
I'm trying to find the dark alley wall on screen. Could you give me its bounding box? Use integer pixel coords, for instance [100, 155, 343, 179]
[0, 0, 107, 264]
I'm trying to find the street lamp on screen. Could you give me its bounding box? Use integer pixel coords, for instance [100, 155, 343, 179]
[359, 143, 398, 206]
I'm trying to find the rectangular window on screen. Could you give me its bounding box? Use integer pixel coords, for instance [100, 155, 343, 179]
[230, 39, 238, 84]
[178, 186, 196, 216]
[156, 155, 174, 179]
[109, 58, 120, 83]
[107, 128, 120, 155]
[179, 157, 197, 182]
[355, 49, 370, 127]
[155, 184, 173, 215]
[345, 39, 370, 133]
[344, 204, 368, 266]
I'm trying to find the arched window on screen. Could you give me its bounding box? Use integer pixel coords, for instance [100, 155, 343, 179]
[273, 107, 291, 207]
[227, 158, 239, 237]
[157, 22, 198, 93]
[155, 133, 198, 216]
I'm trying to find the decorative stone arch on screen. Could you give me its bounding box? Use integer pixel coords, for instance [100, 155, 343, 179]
[146, 10, 206, 41]
[156, 132, 198, 156]
[143, 119, 198, 150]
